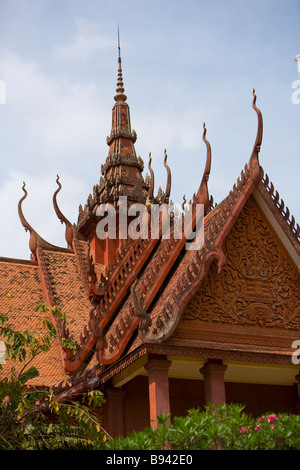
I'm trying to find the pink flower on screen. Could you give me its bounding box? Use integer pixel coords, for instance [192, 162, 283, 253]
[267, 414, 278, 423]
[258, 416, 265, 422]
[270, 424, 275, 430]
[254, 425, 261, 431]
[240, 427, 246, 433]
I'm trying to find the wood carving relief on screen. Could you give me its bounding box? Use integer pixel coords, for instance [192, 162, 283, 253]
[183, 197, 300, 330]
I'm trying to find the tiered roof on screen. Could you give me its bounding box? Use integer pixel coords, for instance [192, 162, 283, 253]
[0, 50, 299, 401]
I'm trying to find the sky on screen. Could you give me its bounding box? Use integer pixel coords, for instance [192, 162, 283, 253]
[0, 0, 299, 260]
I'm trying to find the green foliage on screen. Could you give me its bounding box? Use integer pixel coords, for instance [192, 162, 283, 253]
[2, 293, 300, 451]
[106, 404, 300, 450]
[0, 296, 109, 450]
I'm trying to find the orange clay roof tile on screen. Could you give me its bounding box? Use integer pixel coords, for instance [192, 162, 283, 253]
[0, 258, 68, 386]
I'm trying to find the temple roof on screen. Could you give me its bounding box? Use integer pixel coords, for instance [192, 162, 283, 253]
[0, 53, 299, 398]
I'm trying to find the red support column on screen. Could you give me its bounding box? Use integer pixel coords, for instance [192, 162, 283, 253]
[200, 360, 228, 406]
[144, 357, 172, 428]
[105, 388, 126, 438]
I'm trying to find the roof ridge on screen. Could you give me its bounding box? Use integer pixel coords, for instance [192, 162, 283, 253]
[0, 256, 38, 266]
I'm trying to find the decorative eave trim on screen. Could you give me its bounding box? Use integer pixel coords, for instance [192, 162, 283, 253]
[52, 338, 296, 401]
[101, 152, 144, 174]
[106, 128, 137, 146]
[143, 343, 296, 366]
[256, 172, 300, 256]
[97, 340, 295, 387]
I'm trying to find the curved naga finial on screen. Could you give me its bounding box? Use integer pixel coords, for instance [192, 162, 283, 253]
[18, 182, 33, 234]
[53, 175, 75, 248]
[249, 89, 263, 185]
[145, 153, 154, 211]
[53, 175, 84, 247]
[196, 122, 212, 214]
[162, 149, 171, 204]
[18, 182, 55, 260]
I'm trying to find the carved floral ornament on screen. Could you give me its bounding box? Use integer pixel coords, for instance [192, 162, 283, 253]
[183, 197, 300, 330]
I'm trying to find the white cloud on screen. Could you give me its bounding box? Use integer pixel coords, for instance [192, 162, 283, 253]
[135, 102, 222, 160]
[52, 17, 114, 62]
[0, 48, 107, 164]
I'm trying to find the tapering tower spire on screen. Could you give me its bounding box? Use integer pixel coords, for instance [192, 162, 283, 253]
[77, 30, 149, 264]
[98, 29, 148, 207]
[114, 26, 127, 102]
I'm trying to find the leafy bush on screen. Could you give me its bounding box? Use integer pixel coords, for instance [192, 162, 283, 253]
[106, 404, 300, 450]
[0, 299, 109, 450]
[2, 293, 299, 451]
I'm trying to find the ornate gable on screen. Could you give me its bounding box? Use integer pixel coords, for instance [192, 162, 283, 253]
[181, 196, 300, 346]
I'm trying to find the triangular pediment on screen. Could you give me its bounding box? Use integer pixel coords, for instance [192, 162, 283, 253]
[178, 196, 300, 348]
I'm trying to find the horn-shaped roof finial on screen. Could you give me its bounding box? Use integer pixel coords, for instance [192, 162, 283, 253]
[196, 122, 212, 214]
[53, 175, 77, 248]
[249, 88, 263, 185]
[18, 182, 33, 234]
[162, 149, 171, 204]
[146, 153, 154, 211]
[18, 182, 57, 260]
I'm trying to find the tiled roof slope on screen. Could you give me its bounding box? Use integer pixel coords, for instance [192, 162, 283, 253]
[41, 249, 91, 344]
[0, 258, 68, 386]
[0, 244, 107, 383]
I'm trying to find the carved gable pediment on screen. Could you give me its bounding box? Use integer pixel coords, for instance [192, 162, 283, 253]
[182, 196, 300, 337]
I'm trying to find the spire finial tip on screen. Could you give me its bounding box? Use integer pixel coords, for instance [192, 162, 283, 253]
[118, 24, 121, 59]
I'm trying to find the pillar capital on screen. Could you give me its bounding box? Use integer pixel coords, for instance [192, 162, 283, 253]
[144, 358, 172, 374]
[200, 361, 228, 378]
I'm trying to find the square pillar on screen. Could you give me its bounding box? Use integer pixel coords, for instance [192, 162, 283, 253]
[200, 360, 227, 406]
[105, 388, 126, 438]
[144, 357, 172, 428]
